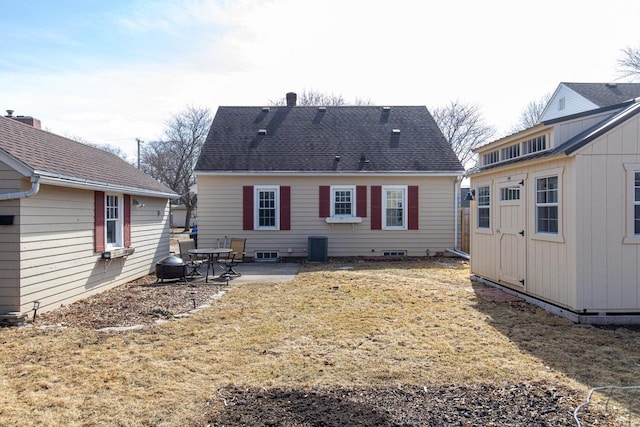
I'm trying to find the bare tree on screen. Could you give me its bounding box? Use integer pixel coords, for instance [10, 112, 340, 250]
[617, 44, 640, 80]
[431, 101, 496, 168]
[270, 89, 373, 106]
[140, 106, 212, 231]
[510, 93, 551, 133]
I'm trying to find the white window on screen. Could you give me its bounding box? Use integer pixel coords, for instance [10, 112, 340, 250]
[623, 164, 640, 244]
[105, 194, 123, 249]
[535, 176, 558, 234]
[477, 186, 490, 229]
[483, 150, 499, 166]
[382, 186, 407, 229]
[255, 186, 279, 230]
[331, 185, 356, 217]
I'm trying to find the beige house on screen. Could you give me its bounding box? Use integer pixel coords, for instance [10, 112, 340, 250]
[469, 82, 640, 324]
[0, 113, 176, 324]
[194, 93, 464, 260]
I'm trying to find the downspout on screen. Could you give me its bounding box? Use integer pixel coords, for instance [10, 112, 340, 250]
[0, 176, 41, 201]
[454, 176, 462, 250]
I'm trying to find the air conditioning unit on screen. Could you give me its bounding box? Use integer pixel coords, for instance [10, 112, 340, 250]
[308, 236, 328, 261]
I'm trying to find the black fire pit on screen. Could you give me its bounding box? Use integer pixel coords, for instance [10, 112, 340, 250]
[155, 255, 187, 282]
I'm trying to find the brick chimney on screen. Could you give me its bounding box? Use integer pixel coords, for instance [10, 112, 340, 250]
[5, 110, 41, 129]
[286, 92, 297, 107]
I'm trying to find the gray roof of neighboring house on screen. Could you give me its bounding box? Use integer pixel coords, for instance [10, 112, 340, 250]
[195, 105, 464, 173]
[0, 115, 176, 196]
[564, 82, 640, 107]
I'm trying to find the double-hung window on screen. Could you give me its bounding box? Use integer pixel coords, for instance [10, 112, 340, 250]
[255, 186, 279, 230]
[331, 185, 355, 217]
[105, 194, 123, 248]
[477, 186, 490, 229]
[535, 176, 558, 233]
[382, 185, 406, 229]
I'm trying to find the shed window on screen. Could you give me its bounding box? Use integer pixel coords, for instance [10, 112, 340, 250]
[500, 144, 520, 161]
[536, 176, 558, 234]
[635, 172, 640, 234]
[477, 186, 490, 229]
[483, 150, 499, 166]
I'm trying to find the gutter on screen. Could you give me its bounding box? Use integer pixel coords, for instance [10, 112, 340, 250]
[0, 175, 40, 201]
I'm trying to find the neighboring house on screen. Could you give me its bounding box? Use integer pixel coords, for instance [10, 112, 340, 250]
[194, 93, 464, 260]
[171, 203, 197, 229]
[539, 82, 640, 122]
[468, 84, 640, 324]
[0, 113, 176, 323]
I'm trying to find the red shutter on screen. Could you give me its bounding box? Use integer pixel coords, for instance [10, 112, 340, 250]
[243, 186, 254, 230]
[356, 185, 367, 217]
[94, 191, 105, 252]
[319, 185, 330, 217]
[123, 194, 131, 247]
[408, 185, 419, 230]
[371, 186, 382, 230]
[280, 186, 291, 230]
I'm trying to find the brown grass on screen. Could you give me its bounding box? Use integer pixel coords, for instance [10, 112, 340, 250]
[1, 260, 638, 426]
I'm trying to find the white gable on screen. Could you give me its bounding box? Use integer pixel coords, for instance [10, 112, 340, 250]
[539, 83, 599, 123]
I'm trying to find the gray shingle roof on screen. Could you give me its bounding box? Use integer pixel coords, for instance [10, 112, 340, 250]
[0, 116, 176, 196]
[196, 106, 464, 173]
[564, 82, 640, 107]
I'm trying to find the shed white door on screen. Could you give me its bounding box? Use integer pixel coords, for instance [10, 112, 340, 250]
[497, 180, 526, 288]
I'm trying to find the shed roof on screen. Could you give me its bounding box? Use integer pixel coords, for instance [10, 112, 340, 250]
[0, 115, 176, 197]
[563, 82, 640, 107]
[195, 106, 464, 174]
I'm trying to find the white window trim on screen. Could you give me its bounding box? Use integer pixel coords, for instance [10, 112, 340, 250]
[325, 185, 362, 223]
[476, 184, 492, 233]
[623, 163, 640, 244]
[382, 185, 407, 230]
[105, 193, 124, 249]
[254, 185, 280, 230]
[531, 167, 564, 243]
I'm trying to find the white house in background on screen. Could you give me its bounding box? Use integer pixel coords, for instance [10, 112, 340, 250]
[0, 112, 176, 324]
[194, 92, 464, 260]
[468, 83, 640, 324]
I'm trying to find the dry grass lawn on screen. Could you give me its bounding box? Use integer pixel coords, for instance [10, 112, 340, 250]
[1, 259, 638, 425]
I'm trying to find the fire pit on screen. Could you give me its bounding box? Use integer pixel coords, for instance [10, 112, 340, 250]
[155, 255, 187, 282]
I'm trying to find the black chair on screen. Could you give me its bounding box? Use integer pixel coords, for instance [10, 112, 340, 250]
[219, 238, 246, 278]
[178, 239, 203, 279]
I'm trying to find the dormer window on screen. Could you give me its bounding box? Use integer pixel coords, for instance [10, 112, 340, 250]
[483, 150, 499, 166]
[500, 144, 520, 161]
[523, 135, 546, 155]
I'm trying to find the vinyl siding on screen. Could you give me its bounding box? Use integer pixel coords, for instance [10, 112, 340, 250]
[0, 164, 24, 313]
[197, 174, 457, 258]
[13, 185, 171, 314]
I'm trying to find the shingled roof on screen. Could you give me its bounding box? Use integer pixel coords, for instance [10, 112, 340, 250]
[564, 82, 640, 107]
[196, 105, 464, 173]
[0, 115, 175, 197]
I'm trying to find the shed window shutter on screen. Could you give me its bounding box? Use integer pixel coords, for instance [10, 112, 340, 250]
[319, 185, 330, 217]
[408, 185, 419, 230]
[94, 191, 105, 252]
[371, 185, 382, 230]
[280, 186, 291, 230]
[243, 186, 254, 230]
[356, 185, 367, 217]
[123, 194, 132, 247]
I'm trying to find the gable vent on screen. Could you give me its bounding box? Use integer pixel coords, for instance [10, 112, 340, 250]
[392, 129, 401, 135]
[258, 129, 267, 135]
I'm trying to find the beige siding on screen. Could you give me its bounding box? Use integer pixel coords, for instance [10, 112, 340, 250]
[197, 174, 457, 258]
[573, 114, 640, 312]
[15, 185, 171, 314]
[0, 164, 24, 312]
[470, 157, 577, 309]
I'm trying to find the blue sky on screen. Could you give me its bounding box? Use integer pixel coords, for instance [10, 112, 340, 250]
[2, 0, 640, 161]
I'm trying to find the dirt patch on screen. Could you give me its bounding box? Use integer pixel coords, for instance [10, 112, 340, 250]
[35, 274, 226, 329]
[204, 382, 603, 426]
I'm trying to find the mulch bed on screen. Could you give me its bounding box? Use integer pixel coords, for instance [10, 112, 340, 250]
[203, 382, 608, 426]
